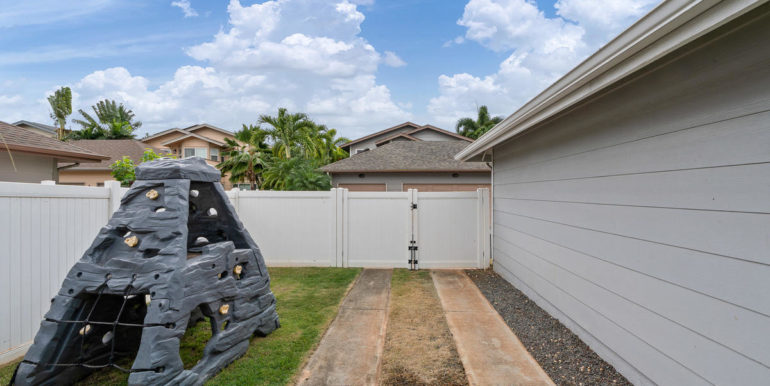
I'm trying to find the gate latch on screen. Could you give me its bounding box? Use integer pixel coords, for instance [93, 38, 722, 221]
[410, 203, 417, 209]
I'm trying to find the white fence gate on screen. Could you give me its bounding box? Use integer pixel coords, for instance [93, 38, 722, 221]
[0, 181, 490, 364]
[230, 188, 490, 269]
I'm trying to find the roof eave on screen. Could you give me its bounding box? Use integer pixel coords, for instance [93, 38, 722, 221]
[161, 133, 225, 147]
[322, 169, 490, 174]
[456, 0, 765, 161]
[2, 144, 109, 162]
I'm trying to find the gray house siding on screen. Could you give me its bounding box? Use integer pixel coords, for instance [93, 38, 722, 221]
[410, 130, 457, 141]
[348, 127, 415, 155]
[0, 153, 58, 183]
[332, 172, 489, 191]
[491, 8, 770, 386]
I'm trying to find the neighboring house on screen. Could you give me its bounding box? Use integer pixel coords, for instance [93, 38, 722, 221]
[323, 124, 490, 191]
[0, 121, 108, 183]
[141, 123, 236, 188]
[12, 120, 58, 138]
[456, 2, 770, 385]
[58, 140, 168, 186]
[340, 121, 472, 156]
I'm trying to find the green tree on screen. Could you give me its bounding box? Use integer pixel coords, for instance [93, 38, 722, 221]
[455, 105, 504, 139]
[47, 87, 73, 140]
[259, 108, 316, 159]
[109, 148, 170, 186]
[218, 125, 270, 190]
[311, 124, 349, 164]
[262, 158, 331, 191]
[70, 99, 140, 139]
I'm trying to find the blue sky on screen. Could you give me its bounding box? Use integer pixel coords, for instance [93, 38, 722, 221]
[0, 0, 659, 139]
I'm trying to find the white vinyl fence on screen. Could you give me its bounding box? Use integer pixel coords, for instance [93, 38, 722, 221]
[0, 181, 490, 363]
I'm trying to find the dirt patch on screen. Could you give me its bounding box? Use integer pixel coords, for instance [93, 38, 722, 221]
[380, 269, 467, 386]
[466, 269, 631, 386]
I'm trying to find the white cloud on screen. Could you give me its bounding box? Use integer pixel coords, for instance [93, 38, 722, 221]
[443, 36, 465, 48]
[171, 0, 199, 18]
[0, 0, 113, 28]
[383, 51, 406, 67]
[65, 0, 407, 138]
[429, 0, 659, 128]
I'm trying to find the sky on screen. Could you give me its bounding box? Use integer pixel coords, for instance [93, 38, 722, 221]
[0, 0, 661, 139]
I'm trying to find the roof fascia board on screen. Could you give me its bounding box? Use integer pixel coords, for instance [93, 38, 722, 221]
[185, 124, 233, 136]
[142, 128, 187, 141]
[2, 144, 109, 162]
[374, 133, 421, 145]
[408, 125, 473, 142]
[13, 120, 57, 132]
[161, 132, 225, 147]
[457, 0, 764, 160]
[341, 121, 421, 148]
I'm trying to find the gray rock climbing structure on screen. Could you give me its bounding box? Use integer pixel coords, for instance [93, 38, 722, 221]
[12, 157, 279, 385]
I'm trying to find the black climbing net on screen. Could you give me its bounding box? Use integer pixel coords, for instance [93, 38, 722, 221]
[17, 276, 170, 377]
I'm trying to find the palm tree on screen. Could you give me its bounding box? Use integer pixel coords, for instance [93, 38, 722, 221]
[217, 125, 270, 190]
[455, 105, 504, 139]
[259, 108, 316, 159]
[311, 124, 349, 164]
[71, 99, 141, 139]
[103, 119, 135, 139]
[47, 87, 72, 140]
[262, 157, 330, 191]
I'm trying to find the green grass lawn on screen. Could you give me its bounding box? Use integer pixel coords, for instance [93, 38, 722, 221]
[0, 267, 361, 386]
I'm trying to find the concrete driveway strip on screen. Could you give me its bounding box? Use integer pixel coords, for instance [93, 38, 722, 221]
[432, 270, 554, 386]
[297, 269, 392, 386]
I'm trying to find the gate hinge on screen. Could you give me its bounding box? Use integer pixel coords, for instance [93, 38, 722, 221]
[408, 259, 418, 264]
[408, 245, 418, 251]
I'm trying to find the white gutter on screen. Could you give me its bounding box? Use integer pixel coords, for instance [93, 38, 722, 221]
[456, 0, 766, 161]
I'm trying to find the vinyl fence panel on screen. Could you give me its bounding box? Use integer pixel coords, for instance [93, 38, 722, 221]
[233, 189, 339, 267]
[0, 182, 490, 364]
[0, 182, 111, 364]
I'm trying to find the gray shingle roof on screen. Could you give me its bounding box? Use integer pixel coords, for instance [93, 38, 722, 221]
[320, 141, 490, 173]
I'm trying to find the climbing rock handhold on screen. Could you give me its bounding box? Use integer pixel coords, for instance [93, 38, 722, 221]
[146, 189, 159, 200]
[124, 235, 138, 247]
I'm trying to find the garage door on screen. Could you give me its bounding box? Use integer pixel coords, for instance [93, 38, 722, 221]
[402, 183, 491, 192]
[338, 183, 387, 191]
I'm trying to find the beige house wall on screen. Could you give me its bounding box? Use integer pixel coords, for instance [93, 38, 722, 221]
[58, 169, 113, 186]
[142, 132, 181, 150]
[189, 127, 231, 144]
[140, 127, 235, 189]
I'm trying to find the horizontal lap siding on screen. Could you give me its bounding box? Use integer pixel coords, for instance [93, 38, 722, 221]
[492, 8, 770, 386]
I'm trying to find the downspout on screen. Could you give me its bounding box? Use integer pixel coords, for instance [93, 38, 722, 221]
[486, 150, 494, 269]
[57, 162, 80, 171]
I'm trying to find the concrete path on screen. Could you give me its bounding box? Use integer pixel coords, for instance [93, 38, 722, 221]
[432, 270, 554, 386]
[297, 269, 392, 386]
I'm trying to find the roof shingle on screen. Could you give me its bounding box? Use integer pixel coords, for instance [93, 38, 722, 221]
[320, 141, 490, 173]
[0, 121, 108, 162]
[60, 139, 169, 170]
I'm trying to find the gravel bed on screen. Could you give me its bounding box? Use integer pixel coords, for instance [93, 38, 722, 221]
[466, 269, 631, 386]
